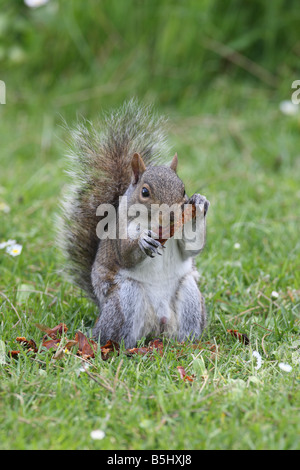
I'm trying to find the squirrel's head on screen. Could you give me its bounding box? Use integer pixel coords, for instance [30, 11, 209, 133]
[130, 152, 187, 208]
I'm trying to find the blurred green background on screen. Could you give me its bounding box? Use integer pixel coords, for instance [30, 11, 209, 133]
[1, 0, 300, 247]
[1, 0, 300, 111]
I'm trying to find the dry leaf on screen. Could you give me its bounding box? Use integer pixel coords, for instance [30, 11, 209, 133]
[8, 350, 20, 358]
[75, 331, 98, 359]
[125, 338, 164, 357]
[160, 204, 196, 244]
[100, 340, 119, 360]
[65, 340, 78, 350]
[35, 322, 68, 340]
[177, 366, 195, 382]
[148, 338, 164, 352]
[16, 337, 38, 353]
[125, 347, 150, 356]
[227, 329, 249, 345]
[42, 338, 61, 350]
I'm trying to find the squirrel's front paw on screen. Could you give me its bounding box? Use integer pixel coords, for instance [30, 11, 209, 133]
[188, 194, 210, 217]
[139, 230, 164, 258]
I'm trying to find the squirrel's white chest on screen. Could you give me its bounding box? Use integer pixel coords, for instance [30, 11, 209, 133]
[122, 238, 191, 286]
[120, 238, 194, 335]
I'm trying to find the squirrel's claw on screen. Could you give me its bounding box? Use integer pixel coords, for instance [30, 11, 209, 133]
[188, 194, 210, 217]
[139, 230, 164, 258]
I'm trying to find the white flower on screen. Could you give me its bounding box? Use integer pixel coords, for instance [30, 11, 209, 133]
[6, 243, 22, 257]
[0, 340, 6, 365]
[279, 100, 299, 116]
[271, 291, 279, 299]
[0, 239, 16, 249]
[24, 0, 50, 7]
[278, 362, 292, 373]
[252, 350, 262, 370]
[90, 429, 105, 440]
[0, 202, 10, 213]
[234, 243, 241, 250]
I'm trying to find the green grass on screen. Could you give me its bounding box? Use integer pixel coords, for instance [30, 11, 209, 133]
[0, 80, 299, 450]
[0, 0, 300, 451]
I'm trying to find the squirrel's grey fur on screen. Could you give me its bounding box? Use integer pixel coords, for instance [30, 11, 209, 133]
[59, 100, 170, 301]
[59, 99, 209, 348]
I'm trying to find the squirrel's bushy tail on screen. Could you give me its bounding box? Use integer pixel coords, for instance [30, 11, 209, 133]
[58, 99, 170, 301]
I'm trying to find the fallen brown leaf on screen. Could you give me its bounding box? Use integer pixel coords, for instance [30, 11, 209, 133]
[100, 340, 119, 360]
[65, 339, 78, 351]
[16, 337, 38, 353]
[125, 338, 164, 357]
[125, 347, 150, 356]
[8, 350, 20, 358]
[42, 338, 61, 350]
[227, 329, 249, 345]
[75, 331, 97, 359]
[35, 322, 68, 340]
[177, 366, 195, 382]
[148, 338, 164, 353]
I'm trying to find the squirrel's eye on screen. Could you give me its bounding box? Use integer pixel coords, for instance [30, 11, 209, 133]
[141, 187, 150, 198]
[183, 189, 186, 197]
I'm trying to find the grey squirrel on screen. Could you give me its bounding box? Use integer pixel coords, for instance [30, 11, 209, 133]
[59, 100, 209, 348]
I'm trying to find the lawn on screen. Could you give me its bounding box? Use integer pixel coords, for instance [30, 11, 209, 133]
[0, 0, 300, 451]
[0, 80, 299, 450]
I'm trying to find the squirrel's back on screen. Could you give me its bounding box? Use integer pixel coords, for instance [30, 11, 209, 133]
[58, 100, 171, 300]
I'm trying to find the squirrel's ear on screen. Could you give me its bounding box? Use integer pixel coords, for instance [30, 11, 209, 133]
[131, 153, 146, 185]
[170, 153, 178, 173]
